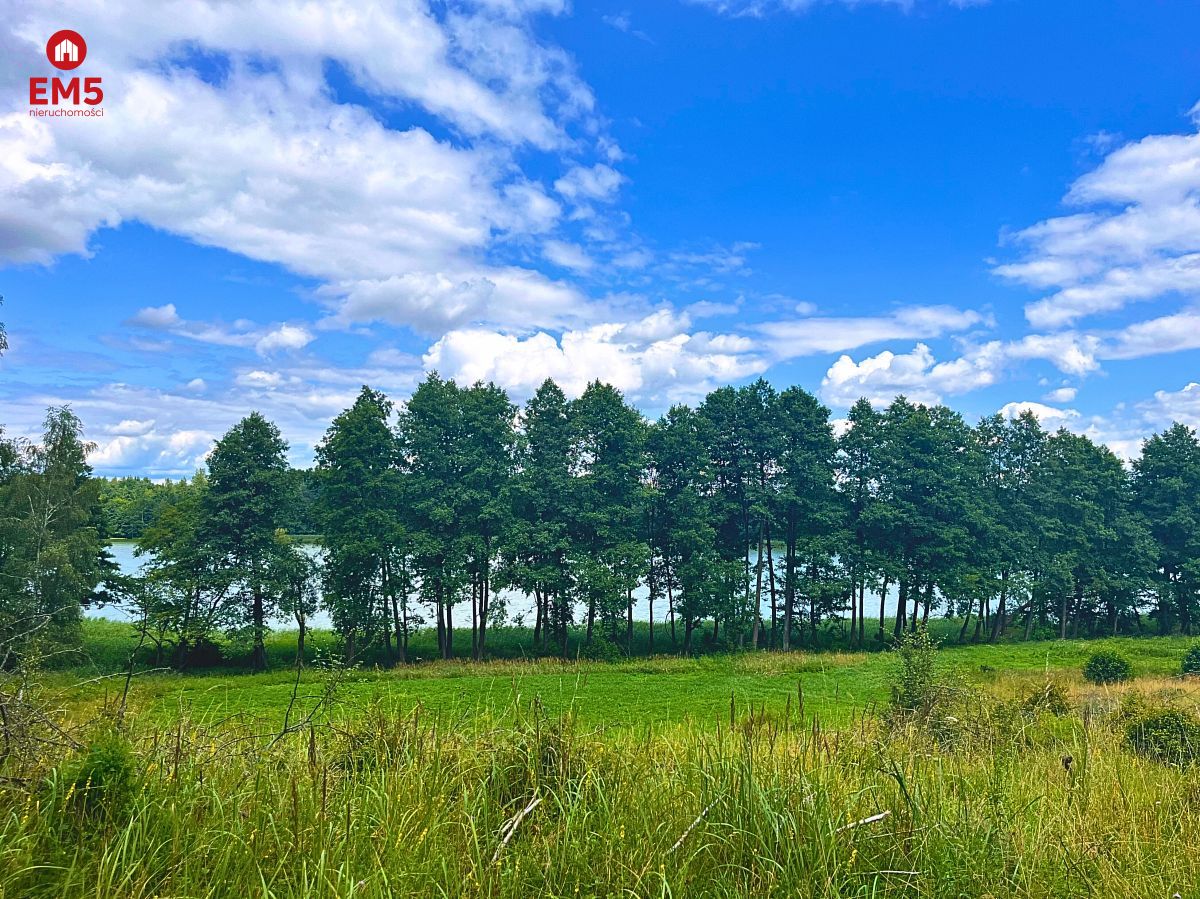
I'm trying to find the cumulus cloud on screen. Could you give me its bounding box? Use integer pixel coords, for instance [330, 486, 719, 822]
[424, 311, 767, 405]
[998, 401, 1080, 425]
[820, 342, 1001, 407]
[0, 0, 612, 339]
[1043, 386, 1078, 403]
[997, 106, 1200, 329]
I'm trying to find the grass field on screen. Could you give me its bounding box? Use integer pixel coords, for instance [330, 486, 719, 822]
[6, 621, 1200, 897]
[56, 618, 1199, 731]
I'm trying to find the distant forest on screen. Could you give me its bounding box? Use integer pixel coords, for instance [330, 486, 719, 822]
[4, 296, 1200, 669]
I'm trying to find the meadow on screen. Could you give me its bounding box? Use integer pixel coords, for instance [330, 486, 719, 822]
[4, 620, 1200, 898]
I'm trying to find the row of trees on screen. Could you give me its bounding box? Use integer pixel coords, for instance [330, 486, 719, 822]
[99, 471, 318, 539]
[3, 288, 1199, 671]
[125, 373, 1200, 669]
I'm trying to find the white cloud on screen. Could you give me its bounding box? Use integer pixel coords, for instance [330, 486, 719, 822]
[542, 239, 594, 272]
[1043, 386, 1077, 403]
[820, 341, 1000, 407]
[554, 163, 625, 202]
[424, 312, 766, 405]
[126, 305, 313, 357]
[255, 325, 314, 355]
[686, 0, 984, 16]
[758, 305, 985, 360]
[0, 0, 618, 339]
[236, 370, 286, 389]
[998, 104, 1200, 329]
[1104, 308, 1200, 360]
[998, 401, 1080, 425]
[128, 304, 182, 329]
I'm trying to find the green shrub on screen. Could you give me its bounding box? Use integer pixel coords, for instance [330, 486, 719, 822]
[889, 627, 940, 719]
[1181, 643, 1200, 677]
[1020, 681, 1071, 717]
[579, 635, 623, 662]
[1083, 649, 1132, 685]
[53, 732, 140, 820]
[1124, 708, 1200, 766]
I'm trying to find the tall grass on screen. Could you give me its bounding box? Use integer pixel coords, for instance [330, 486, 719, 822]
[3, 679, 1200, 898]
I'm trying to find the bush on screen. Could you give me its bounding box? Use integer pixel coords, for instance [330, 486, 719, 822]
[53, 732, 139, 820]
[1083, 650, 1132, 685]
[579, 635, 623, 663]
[1020, 681, 1071, 717]
[1182, 643, 1200, 677]
[1125, 708, 1200, 766]
[890, 627, 940, 719]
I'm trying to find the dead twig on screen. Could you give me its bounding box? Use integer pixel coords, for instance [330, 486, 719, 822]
[491, 795, 542, 864]
[836, 810, 891, 833]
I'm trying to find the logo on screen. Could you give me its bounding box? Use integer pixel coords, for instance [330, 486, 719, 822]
[29, 30, 104, 116]
[46, 30, 87, 70]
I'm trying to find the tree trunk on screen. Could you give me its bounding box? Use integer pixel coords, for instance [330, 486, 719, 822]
[878, 575, 889, 642]
[849, 572, 858, 650]
[478, 560, 490, 661]
[783, 530, 796, 651]
[988, 571, 1008, 643]
[766, 525, 777, 649]
[751, 521, 765, 649]
[294, 613, 306, 670]
[471, 576, 479, 661]
[626, 587, 634, 654]
[894, 578, 907, 637]
[857, 580, 866, 648]
[252, 587, 266, 672]
[809, 562, 819, 640]
[436, 579, 447, 658]
[533, 586, 544, 650]
[648, 585, 655, 655]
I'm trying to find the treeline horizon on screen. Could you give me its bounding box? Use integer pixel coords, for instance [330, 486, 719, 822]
[6, 344, 1200, 669]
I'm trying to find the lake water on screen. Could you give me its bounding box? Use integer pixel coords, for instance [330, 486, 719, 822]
[97, 541, 899, 628]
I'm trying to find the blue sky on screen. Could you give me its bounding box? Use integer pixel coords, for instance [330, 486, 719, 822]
[2, 0, 1200, 475]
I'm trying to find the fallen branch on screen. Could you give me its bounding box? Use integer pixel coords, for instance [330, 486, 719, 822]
[836, 810, 891, 833]
[491, 795, 543, 864]
[669, 799, 718, 853]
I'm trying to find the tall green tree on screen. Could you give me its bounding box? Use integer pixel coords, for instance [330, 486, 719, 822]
[400, 374, 469, 660]
[1134, 423, 1200, 634]
[0, 407, 110, 658]
[316, 387, 408, 663]
[135, 472, 236, 668]
[647, 405, 735, 653]
[1034, 429, 1151, 637]
[838, 398, 884, 645]
[697, 386, 753, 643]
[776, 386, 843, 649]
[201, 413, 291, 671]
[508, 379, 575, 657]
[569, 382, 647, 650]
[459, 383, 516, 660]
